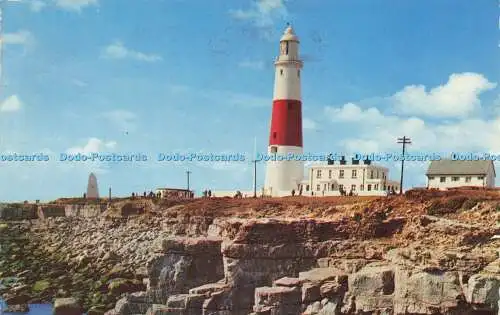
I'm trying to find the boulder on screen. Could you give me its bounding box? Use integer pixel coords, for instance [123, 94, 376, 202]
[466, 273, 500, 310]
[394, 269, 466, 314]
[254, 286, 301, 314]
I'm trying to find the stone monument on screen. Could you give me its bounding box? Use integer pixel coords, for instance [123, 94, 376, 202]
[86, 173, 99, 199]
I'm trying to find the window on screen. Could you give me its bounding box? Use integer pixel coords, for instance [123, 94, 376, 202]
[328, 170, 332, 179]
[360, 185, 364, 191]
[298, 69, 300, 77]
[478, 176, 484, 180]
[316, 170, 322, 179]
[351, 184, 356, 191]
[367, 184, 372, 191]
[339, 170, 344, 179]
[331, 184, 335, 190]
[316, 184, 320, 191]
[383, 185, 386, 190]
[428, 176, 435, 180]
[324, 184, 327, 191]
[271, 146, 277, 153]
[280, 69, 283, 75]
[376, 171, 379, 179]
[352, 170, 357, 179]
[451, 177, 459, 182]
[339, 184, 344, 191]
[370, 170, 374, 179]
[374, 184, 379, 190]
[285, 41, 289, 55]
[440, 177, 446, 183]
[465, 176, 471, 183]
[306, 185, 309, 191]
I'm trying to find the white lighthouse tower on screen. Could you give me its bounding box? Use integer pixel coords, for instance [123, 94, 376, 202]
[264, 25, 304, 197]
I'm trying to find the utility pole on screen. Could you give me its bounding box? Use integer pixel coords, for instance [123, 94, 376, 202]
[186, 170, 191, 191]
[253, 159, 257, 198]
[252, 137, 257, 198]
[397, 136, 411, 195]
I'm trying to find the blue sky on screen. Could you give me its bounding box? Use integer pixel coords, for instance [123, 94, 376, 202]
[0, 0, 498, 201]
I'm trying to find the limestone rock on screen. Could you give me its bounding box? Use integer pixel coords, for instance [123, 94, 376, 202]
[254, 286, 301, 314]
[466, 273, 500, 310]
[53, 297, 83, 315]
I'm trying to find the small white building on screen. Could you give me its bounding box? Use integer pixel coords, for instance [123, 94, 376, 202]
[299, 159, 400, 196]
[426, 160, 496, 190]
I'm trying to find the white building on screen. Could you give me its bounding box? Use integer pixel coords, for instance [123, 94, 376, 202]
[299, 159, 400, 196]
[426, 160, 496, 190]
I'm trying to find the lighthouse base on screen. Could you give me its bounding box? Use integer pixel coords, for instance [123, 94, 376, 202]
[264, 145, 304, 197]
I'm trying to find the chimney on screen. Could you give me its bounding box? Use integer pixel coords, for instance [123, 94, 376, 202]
[340, 156, 346, 165]
[352, 158, 360, 165]
[327, 157, 334, 165]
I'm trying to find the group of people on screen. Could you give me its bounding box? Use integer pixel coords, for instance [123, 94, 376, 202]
[202, 190, 212, 198]
[130, 191, 158, 198]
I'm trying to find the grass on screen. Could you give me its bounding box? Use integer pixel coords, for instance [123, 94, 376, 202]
[33, 280, 50, 292]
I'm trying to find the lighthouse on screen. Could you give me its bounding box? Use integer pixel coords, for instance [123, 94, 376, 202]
[264, 25, 304, 197]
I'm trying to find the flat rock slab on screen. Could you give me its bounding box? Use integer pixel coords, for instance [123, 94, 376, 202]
[161, 236, 223, 255]
[188, 282, 229, 295]
[299, 268, 346, 284]
[273, 277, 304, 287]
[53, 297, 83, 315]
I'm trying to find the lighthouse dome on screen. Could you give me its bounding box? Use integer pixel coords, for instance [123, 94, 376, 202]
[280, 25, 299, 42]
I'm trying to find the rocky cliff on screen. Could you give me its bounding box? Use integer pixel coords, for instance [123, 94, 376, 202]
[1, 190, 499, 315]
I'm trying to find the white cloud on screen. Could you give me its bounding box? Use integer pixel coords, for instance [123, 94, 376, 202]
[238, 60, 265, 70]
[100, 110, 137, 132]
[325, 102, 500, 155]
[326, 102, 385, 122]
[322, 89, 500, 188]
[54, 0, 97, 11]
[321, 73, 500, 156]
[0, 95, 22, 112]
[3, 30, 34, 46]
[30, 0, 46, 11]
[67, 138, 117, 154]
[303, 118, 317, 130]
[101, 41, 162, 62]
[230, 0, 288, 39]
[391, 72, 497, 118]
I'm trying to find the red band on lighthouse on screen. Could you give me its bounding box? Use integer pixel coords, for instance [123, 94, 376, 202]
[269, 99, 303, 147]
